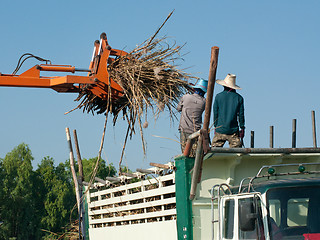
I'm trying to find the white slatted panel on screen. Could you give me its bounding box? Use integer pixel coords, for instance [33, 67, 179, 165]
[87, 171, 176, 230]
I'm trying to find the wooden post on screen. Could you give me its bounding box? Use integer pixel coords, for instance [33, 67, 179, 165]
[190, 47, 219, 200]
[66, 128, 80, 213]
[150, 162, 171, 169]
[203, 46, 219, 131]
[312, 111, 317, 147]
[292, 119, 297, 148]
[250, 131, 254, 148]
[189, 135, 203, 200]
[183, 131, 200, 156]
[270, 126, 274, 148]
[73, 129, 86, 240]
[73, 129, 84, 181]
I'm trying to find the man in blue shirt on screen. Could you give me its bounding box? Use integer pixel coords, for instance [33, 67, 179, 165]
[212, 74, 245, 148]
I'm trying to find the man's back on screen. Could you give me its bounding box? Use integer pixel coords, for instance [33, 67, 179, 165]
[213, 90, 245, 134]
[177, 93, 206, 134]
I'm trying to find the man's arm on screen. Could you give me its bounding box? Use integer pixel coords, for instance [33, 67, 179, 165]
[238, 97, 245, 129]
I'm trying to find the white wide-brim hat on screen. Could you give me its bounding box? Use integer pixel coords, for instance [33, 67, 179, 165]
[216, 73, 241, 90]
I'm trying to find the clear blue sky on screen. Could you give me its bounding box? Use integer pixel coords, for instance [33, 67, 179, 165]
[1, 0, 320, 172]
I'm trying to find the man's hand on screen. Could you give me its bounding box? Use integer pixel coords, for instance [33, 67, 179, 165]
[239, 128, 245, 139]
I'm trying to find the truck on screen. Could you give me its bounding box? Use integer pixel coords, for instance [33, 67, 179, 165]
[85, 147, 320, 240]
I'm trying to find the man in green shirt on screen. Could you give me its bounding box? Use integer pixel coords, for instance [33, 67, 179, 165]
[212, 74, 245, 148]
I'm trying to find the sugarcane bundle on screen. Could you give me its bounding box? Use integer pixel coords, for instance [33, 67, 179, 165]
[74, 36, 195, 146]
[72, 11, 197, 167]
[75, 36, 194, 122]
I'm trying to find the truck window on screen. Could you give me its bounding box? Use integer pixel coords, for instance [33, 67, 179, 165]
[223, 199, 235, 239]
[287, 198, 308, 227]
[268, 199, 281, 226]
[267, 186, 320, 239]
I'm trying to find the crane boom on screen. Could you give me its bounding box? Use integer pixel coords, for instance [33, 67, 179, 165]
[0, 32, 128, 100]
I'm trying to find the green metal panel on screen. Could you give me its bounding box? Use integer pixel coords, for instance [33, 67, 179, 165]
[175, 155, 195, 240]
[84, 186, 90, 240]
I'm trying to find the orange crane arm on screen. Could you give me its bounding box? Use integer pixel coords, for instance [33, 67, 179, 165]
[0, 32, 128, 100]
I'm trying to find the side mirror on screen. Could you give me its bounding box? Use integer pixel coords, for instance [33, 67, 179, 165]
[239, 199, 258, 231]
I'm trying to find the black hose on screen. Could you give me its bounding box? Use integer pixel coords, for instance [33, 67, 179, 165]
[12, 53, 51, 75]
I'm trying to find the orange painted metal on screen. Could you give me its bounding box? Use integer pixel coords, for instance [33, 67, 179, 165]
[0, 33, 128, 101]
[88, 40, 100, 73]
[38, 65, 76, 73]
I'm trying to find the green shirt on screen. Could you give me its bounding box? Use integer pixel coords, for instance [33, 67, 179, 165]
[213, 89, 245, 134]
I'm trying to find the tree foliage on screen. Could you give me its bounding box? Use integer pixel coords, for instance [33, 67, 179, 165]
[0, 143, 40, 239]
[0, 144, 118, 240]
[81, 157, 116, 182]
[36, 157, 75, 233]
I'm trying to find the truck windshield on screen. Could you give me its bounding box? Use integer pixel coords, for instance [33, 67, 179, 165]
[267, 185, 320, 240]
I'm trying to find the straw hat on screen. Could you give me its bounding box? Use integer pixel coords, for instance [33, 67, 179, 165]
[191, 78, 208, 93]
[216, 74, 241, 90]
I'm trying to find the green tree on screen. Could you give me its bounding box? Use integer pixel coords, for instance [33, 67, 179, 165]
[81, 157, 116, 182]
[0, 145, 120, 240]
[36, 157, 76, 236]
[0, 143, 41, 239]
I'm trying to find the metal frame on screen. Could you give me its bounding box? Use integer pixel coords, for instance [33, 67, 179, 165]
[237, 162, 320, 193]
[210, 183, 232, 240]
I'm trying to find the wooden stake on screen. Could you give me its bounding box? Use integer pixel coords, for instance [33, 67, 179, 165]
[203, 46, 219, 131]
[250, 131, 255, 148]
[189, 134, 203, 200]
[312, 110, 317, 147]
[73, 129, 84, 181]
[270, 126, 274, 148]
[66, 128, 80, 213]
[150, 162, 171, 169]
[292, 119, 297, 148]
[189, 46, 219, 200]
[72, 129, 86, 240]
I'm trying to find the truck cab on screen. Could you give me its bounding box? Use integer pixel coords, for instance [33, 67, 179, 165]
[217, 165, 320, 240]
